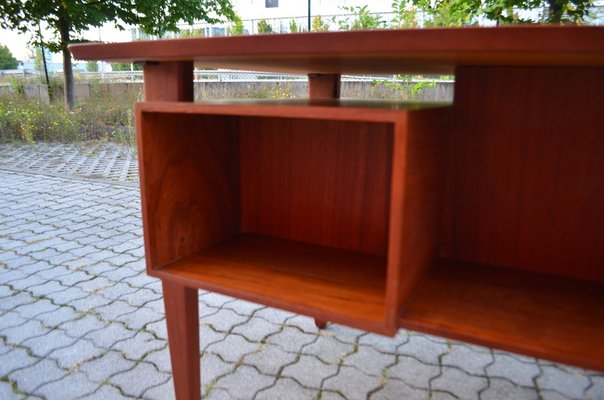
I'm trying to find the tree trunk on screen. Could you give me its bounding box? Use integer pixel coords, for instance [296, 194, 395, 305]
[58, 15, 75, 110]
[547, 0, 564, 22]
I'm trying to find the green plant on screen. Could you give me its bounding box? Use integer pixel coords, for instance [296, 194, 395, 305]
[371, 75, 437, 100]
[247, 83, 296, 99]
[312, 15, 330, 31]
[86, 61, 99, 72]
[335, 6, 385, 30]
[0, 44, 18, 69]
[257, 19, 273, 34]
[289, 18, 299, 33]
[390, 0, 420, 28]
[228, 15, 245, 35]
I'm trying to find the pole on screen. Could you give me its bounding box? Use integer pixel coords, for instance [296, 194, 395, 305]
[308, 0, 311, 31]
[38, 24, 51, 100]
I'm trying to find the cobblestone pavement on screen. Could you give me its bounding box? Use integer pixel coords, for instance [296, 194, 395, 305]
[1, 143, 603, 400]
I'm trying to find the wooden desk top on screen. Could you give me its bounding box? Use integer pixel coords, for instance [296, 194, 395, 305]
[69, 26, 604, 75]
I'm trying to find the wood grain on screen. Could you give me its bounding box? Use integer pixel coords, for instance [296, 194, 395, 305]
[308, 74, 341, 99]
[137, 111, 241, 269]
[151, 233, 389, 333]
[399, 259, 604, 371]
[239, 117, 393, 256]
[441, 66, 604, 281]
[70, 26, 604, 74]
[143, 61, 193, 101]
[386, 107, 450, 329]
[162, 280, 200, 400]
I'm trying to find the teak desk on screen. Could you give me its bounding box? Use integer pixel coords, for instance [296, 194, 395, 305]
[70, 26, 604, 399]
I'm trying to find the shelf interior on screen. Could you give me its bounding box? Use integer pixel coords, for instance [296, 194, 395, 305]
[154, 233, 388, 331]
[399, 259, 604, 371]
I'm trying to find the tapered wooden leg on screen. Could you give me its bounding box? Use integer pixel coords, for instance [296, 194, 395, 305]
[314, 318, 328, 329]
[163, 280, 200, 400]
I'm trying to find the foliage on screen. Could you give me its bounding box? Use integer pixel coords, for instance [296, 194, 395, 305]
[228, 15, 245, 35]
[257, 19, 273, 34]
[0, 87, 140, 144]
[247, 83, 296, 99]
[372, 75, 437, 100]
[289, 19, 300, 33]
[178, 27, 204, 38]
[312, 15, 330, 31]
[86, 61, 99, 72]
[0, 45, 18, 69]
[0, 0, 236, 108]
[335, 6, 385, 30]
[112, 63, 143, 72]
[413, 0, 482, 26]
[33, 48, 49, 74]
[390, 0, 420, 28]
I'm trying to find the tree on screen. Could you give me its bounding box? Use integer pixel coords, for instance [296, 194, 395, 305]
[289, 18, 300, 33]
[335, 6, 385, 30]
[227, 15, 245, 35]
[257, 19, 273, 34]
[0, 0, 236, 109]
[86, 61, 99, 72]
[0, 44, 19, 69]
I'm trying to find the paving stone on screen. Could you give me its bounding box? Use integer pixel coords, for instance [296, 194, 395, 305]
[326, 324, 366, 344]
[2, 319, 49, 345]
[22, 328, 77, 357]
[79, 350, 136, 383]
[371, 378, 428, 400]
[35, 371, 98, 400]
[206, 387, 234, 400]
[144, 347, 171, 373]
[320, 392, 346, 400]
[79, 384, 132, 400]
[143, 378, 174, 400]
[0, 347, 40, 376]
[486, 353, 541, 387]
[256, 377, 320, 400]
[9, 359, 65, 393]
[111, 362, 171, 398]
[27, 280, 69, 298]
[45, 285, 89, 305]
[387, 355, 440, 390]
[215, 365, 275, 400]
[118, 287, 162, 308]
[243, 343, 298, 376]
[0, 381, 15, 400]
[282, 355, 339, 389]
[303, 334, 355, 364]
[7, 274, 48, 291]
[85, 322, 137, 349]
[68, 293, 113, 312]
[540, 390, 573, 400]
[201, 326, 228, 352]
[202, 352, 237, 386]
[431, 366, 488, 400]
[398, 334, 450, 365]
[200, 292, 236, 308]
[585, 375, 604, 400]
[222, 299, 265, 316]
[430, 391, 457, 400]
[202, 308, 249, 333]
[0, 291, 36, 311]
[231, 316, 281, 342]
[537, 364, 591, 399]
[323, 365, 382, 400]
[34, 305, 80, 327]
[115, 306, 163, 331]
[265, 327, 317, 353]
[146, 319, 168, 340]
[254, 307, 296, 325]
[344, 345, 396, 377]
[442, 344, 494, 375]
[205, 333, 260, 363]
[0, 310, 28, 331]
[95, 300, 138, 321]
[113, 331, 166, 361]
[49, 338, 105, 370]
[359, 331, 408, 354]
[60, 315, 106, 338]
[481, 377, 539, 400]
[284, 314, 320, 334]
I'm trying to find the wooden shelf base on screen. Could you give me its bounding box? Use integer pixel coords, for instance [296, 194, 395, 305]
[399, 259, 604, 371]
[151, 233, 388, 333]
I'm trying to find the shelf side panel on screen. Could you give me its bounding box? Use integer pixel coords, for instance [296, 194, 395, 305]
[138, 112, 241, 269]
[239, 117, 393, 256]
[442, 66, 604, 280]
[387, 108, 450, 325]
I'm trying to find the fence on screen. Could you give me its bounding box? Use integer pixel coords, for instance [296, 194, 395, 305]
[0, 69, 454, 103]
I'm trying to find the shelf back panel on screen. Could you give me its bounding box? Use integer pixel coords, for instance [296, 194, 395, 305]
[239, 117, 393, 256]
[137, 112, 241, 269]
[442, 66, 604, 281]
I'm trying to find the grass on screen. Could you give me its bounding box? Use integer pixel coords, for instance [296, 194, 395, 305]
[0, 86, 141, 145]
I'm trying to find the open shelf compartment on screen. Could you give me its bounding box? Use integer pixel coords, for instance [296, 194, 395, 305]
[136, 100, 450, 334]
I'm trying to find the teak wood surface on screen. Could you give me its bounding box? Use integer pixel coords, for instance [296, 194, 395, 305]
[70, 26, 604, 400]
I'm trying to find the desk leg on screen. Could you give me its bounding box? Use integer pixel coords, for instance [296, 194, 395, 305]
[314, 319, 328, 329]
[163, 280, 200, 400]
